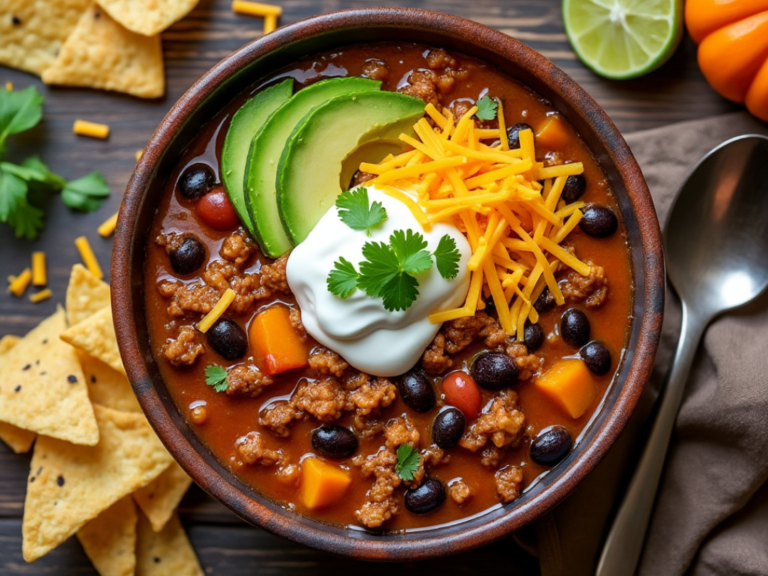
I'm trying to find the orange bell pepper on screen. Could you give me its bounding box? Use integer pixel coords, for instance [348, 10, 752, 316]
[299, 457, 351, 510]
[249, 304, 309, 375]
[687, 0, 768, 119]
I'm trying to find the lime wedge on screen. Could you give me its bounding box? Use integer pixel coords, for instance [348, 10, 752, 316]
[563, 0, 683, 80]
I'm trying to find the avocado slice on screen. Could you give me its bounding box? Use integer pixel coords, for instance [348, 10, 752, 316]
[244, 77, 381, 257]
[277, 91, 426, 245]
[221, 79, 293, 239]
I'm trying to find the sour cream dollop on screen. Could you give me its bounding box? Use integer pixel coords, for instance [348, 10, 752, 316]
[286, 186, 471, 377]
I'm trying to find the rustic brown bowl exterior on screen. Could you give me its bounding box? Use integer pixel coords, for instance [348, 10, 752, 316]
[112, 7, 664, 561]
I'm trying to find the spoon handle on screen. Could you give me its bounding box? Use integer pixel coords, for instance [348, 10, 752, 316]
[596, 304, 707, 576]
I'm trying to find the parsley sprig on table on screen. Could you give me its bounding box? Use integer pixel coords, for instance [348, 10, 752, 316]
[0, 85, 110, 239]
[336, 187, 387, 236]
[328, 189, 462, 311]
[475, 95, 498, 121]
[204, 365, 229, 393]
[395, 444, 420, 481]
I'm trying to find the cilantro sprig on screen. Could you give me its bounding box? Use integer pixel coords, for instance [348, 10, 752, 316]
[326, 228, 461, 312]
[204, 365, 229, 393]
[475, 95, 498, 121]
[0, 85, 110, 239]
[395, 444, 420, 481]
[335, 186, 387, 236]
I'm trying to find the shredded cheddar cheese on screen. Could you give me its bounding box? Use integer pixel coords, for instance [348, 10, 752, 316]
[30, 288, 52, 303]
[98, 212, 119, 237]
[5, 82, 12, 91]
[197, 288, 236, 333]
[32, 252, 46, 286]
[264, 14, 277, 33]
[8, 269, 32, 297]
[73, 120, 109, 139]
[135, 149, 144, 162]
[232, 0, 282, 17]
[365, 102, 589, 340]
[74, 236, 103, 279]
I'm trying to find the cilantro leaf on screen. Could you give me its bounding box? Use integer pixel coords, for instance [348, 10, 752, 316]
[475, 96, 498, 121]
[327, 257, 359, 298]
[8, 201, 44, 240]
[335, 186, 387, 236]
[381, 271, 419, 312]
[0, 86, 43, 154]
[0, 169, 26, 221]
[21, 156, 67, 189]
[61, 172, 110, 212]
[204, 365, 229, 393]
[433, 234, 461, 279]
[395, 444, 420, 481]
[390, 229, 432, 275]
[358, 241, 400, 298]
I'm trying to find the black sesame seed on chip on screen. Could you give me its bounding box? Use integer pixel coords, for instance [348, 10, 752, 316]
[91, 376, 97, 383]
[56, 475, 65, 487]
[23, 364, 31, 371]
[154, 557, 161, 563]
[40, 371, 47, 376]
[42, 339, 48, 344]
[67, 375, 77, 384]
[14, 385, 21, 393]
[11, 15, 21, 25]
[30, 477, 36, 483]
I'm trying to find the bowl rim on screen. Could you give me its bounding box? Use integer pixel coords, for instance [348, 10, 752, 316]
[112, 6, 664, 561]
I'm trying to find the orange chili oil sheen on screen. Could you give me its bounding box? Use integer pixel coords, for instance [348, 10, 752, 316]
[144, 42, 633, 531]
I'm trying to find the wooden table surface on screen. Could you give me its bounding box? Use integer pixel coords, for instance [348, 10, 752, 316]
[0, 0, 738, 573]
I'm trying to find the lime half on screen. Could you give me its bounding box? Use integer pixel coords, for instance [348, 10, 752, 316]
[563, 0, 683, 80]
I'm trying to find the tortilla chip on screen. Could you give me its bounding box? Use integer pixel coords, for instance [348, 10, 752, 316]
[81, 353, 141, 413]
[0, 336, 36, 453]
[95, 0, 199, 36]
[41, 5, 164, 99]
[22, 405, 174, 562]
[77, 497, 137, 576]
[0, 0, 90, 76]
[61, 306, 125, 375]
[66, 264, 111, 327]
[0, 307, 98, 446]
[133, 462, 192, 532]
[0, 334, 21, 353]
[136, 511, 203, 576]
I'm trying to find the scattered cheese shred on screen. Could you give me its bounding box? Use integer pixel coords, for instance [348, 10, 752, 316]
[98, 212, 119, 237]
[197, 288, 236, 334]
[74, 236, 103, 279]
[5, 82, 12, 91]
[8, 268, 32, 297]
[264, 14, 277, 34]
[365, 102, 589, 339]
[73, 120, 109, 139]
[135, 149, 144, 162]
[32, 252, 46, 286]
[30, 289, 52, 303]
[232, 0, 282, 17]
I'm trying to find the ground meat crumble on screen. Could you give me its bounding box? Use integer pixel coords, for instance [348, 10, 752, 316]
[290, 378, 348, 423]
[354, 448, 402, 529]
[495, 466, 524, 503]
[226, 364, 273, 398]
[162, 326, 205, 367]
[460, 389, 526, 452]
[450, 479, 472, 504]
[560, 264, 608, 308]
[422, 312, 509, 374]
[236, 431, 283, 466]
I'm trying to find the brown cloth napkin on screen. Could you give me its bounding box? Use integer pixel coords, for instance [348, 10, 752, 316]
[533, 112, 768, 576]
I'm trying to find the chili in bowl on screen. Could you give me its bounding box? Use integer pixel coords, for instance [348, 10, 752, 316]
[113, 8, 664, 560]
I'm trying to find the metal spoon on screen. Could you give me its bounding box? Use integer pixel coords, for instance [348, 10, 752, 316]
[596, 134, 768, 576]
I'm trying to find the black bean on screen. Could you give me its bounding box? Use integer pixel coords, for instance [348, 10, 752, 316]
[579, 205, 618, 238]
[178, 164, 214, 200]
[311, 425, 358, 459]
[530, 425, 572, 466]
[580, 341, 612, 375]
[561, 308, 590, 348]
[432, 407, 465, 449]
[169, 236, 206, 275]
[404, 477, 446, 514]
[470, 352, 519, 390]
[524, 323, 545, 352]
[561, 174, 586, 204]
[506, 123, 533, 149]
[534, 287, 556, 314]
[397, 370, 436, 413]
[206, 318, 248, 360]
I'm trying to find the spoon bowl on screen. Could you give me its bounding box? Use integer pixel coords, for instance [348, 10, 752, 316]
[665, 135, 768, 315]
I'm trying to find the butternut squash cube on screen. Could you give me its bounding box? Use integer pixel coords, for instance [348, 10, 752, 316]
[299, 457, 351, 510]
[536, 358, 595, 419]
[535, 115, 570, 150]
[249, 304, 309, 375]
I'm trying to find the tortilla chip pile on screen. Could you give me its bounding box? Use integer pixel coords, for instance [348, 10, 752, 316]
[0, 0, 200, 98]
[0, 264, 203, 575]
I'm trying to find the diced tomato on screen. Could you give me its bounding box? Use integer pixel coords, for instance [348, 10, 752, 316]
[196, 186, 239, 230]
[441, 371, 482, 419]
